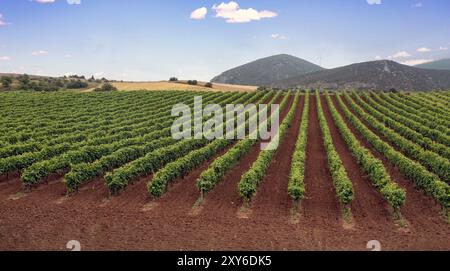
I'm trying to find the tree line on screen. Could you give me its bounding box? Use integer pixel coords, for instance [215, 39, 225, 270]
[0, 74, 114, 92]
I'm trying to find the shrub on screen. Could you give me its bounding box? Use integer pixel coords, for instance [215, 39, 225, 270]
[66, 80, 88, 89]
[94, 82, 118, 92]
[1, 76, 13, 89]
[257, 86, 267, 92]
[17, 74, 30, 89]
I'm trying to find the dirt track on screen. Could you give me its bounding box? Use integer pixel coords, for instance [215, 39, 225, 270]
[0, 94, 449, 251]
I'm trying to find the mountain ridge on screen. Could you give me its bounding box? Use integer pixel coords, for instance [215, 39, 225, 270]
[211, 54, 324, 86]
[271, 60, 450, 91]
[415, 59, 450, 71]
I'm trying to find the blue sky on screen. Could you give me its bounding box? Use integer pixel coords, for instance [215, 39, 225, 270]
[0, 0, 449, 81]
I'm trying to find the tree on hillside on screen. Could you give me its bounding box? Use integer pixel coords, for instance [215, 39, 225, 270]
[69, 74, 86, 80]
[66, 79, 88, 89]
[389, 88, 398, 93]
[17, 74, 30, 89]
[28, 80, 58, 92]
[257, 86, 267, 92]
[54, 79, 65, 88]
[205, 82, 213, 88]
[169, 77, 178, 82]
[1, 76, 13, 89]
[94, 82, 117, 92]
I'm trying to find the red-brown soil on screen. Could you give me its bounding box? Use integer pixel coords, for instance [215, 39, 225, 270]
[320, 95, 393, 230]
[333, 95, 450, 248]
[301, 95, 341, 230]
[0, 94, 448, 251]
[251, 95, 305, 218]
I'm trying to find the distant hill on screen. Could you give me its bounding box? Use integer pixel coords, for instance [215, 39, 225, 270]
[0, 73, 48, 79]
[272, 60, 450, 91]
[415, 59, 450, 71]
[211, 54, 324, 86]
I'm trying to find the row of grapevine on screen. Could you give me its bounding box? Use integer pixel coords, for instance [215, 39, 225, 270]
[374, 93, 450, 133]
[21, 142, 132, 187]
[149, 139, 231, 197]
[0, 90, 149, 121]
[14, 92, 229, 144]
[359, 93, 450, 148]
[105, 139, 210, 194]
[194, 92, 283, 196]
[0, 91, 208, 150]
[238, 91, 299, 202]
[316, 91, 354, 207]
[0, 92, 224, 146]
[417, 93, 450, 110]
[0, 91, 188, 143]
[148, 91, 279, 197]
[11, 93, 234, 185]
[325, 93, 406, 211]
[387, 93, 450, 124]
[0, 94, 181, 158]
[379, 93, 450, 131]
[0, 91, 185, 136]
[404, 94, 450, 120]
[352, 93, 450, 160]
[64, 91, 266, 193]
[104, 91, 269, 194]
[0, 143, 71, 176]
[287, 92, 310, 202]
[351, 93, 450, 183]
[434, 93, 450, 104]
[64, 137, 178, 193]
[394, 94, 450, 124]
[340, 94, 450, 211]
[0, 91, 193, 135]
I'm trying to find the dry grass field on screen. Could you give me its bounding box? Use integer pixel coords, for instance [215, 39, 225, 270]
[84, 81, 257, 93]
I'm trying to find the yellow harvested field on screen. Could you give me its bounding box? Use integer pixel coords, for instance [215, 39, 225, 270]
[85, 81, 257, 92]
[209, 82, 258, 92]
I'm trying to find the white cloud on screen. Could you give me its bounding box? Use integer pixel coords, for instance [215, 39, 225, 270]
[374, 55, 382, 60]
[270, 33, 287, 40]
[12, 66, 26, 74]
[388, 51, 411, 59]
[412, 2, 423, 8]
[0, 56, 10, 61]
[33, 0, 56, 3]
[367, 0, 382, 5]
[64, 72, 76, 77]
[34, 69, 45, 76]
[64, 54, 72, 58]
[33, 0, 81, 4]
[0, 14, 8, 26]
[94, 72, 104, 78]
[212, 1, 277, 23]
[400, 59, 433, 66]
[32, 50, 49, 56]
[190, 7, 208, 20]
[439, 46, 448, 51]
[417, 47, 431, 52]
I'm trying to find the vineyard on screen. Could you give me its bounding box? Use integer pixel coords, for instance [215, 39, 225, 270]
[0, 90, 449, 251]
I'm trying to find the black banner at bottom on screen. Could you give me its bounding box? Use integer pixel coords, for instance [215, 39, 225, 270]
[0, 251, 445, 270]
